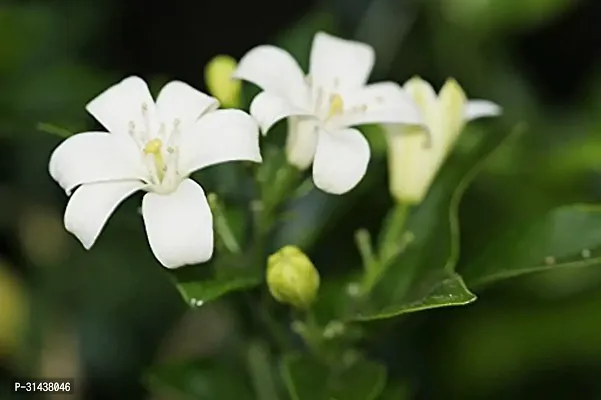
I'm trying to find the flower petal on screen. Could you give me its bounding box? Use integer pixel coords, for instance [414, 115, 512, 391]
[309, 32, 375, 90]
[385, 126, 442, 204]
[285, 116, 319, 170]
[250, 91, 312, 134]
[64, 180, 144, 250]
[86, 76, 156, 135]
[178, 109, 262, 175]
[233, 45, 310, 108]
[438, 79, 467, 150]
[312, 128, 370, 194]
[403, 76, 438, 125]
[331, 82, 422, 129]
[156, 81, 219, 130]
[464, 99, 502, 121]
[142, 179, 213, 268]
[49, 131, 147, 195]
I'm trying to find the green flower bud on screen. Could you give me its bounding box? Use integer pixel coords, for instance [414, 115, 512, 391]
[266, 246, 320, 310]
[204, 55, 241, 108]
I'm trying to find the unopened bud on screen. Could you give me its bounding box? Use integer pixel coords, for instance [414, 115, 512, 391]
[266, 246, 320, 310]
[204, 55, 241, 108]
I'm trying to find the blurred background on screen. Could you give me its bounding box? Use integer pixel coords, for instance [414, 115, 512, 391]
[2, 0, 601, 398]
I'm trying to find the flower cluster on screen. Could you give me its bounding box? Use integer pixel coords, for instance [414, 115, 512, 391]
[48, 32, 501, 269]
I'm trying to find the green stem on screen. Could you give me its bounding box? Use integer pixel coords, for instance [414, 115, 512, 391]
[207, 193, 241, 253]
[355, 229, 377, 273]
[378, 202, 411, 263]
[293, 310, 323, 358]
[257, 294, 293, 351]
[360, 202, 412, 295]
[247, 162, 304, 353]
[37, 122, 73, 138]
[246, 341, 281, 400]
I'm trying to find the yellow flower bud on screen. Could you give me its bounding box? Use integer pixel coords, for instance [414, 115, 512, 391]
[204, 55, 241, 108]
[266, 246, 320, 310]
[384, 76, 500, 204]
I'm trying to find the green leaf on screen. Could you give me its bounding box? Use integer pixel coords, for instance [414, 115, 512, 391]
[172, 250, 262, 307]
[176, 274, 260, 307]
[281, 354, 386, 400]
[461, 204, 601, 288]
[146, 359, 254, 400]
[350, 124, 518, 320]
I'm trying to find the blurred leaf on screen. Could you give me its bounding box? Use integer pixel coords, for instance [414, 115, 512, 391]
[361, 124, 388, 156]
[281, 354, 386, 400]
[350, 124, 517, 320]
[146, 359, 254, 400]
[276, 11, 339, 70]
[441, 0, 576, 35]
[461, 204, 601, 288]
[379, 382, 412, 400]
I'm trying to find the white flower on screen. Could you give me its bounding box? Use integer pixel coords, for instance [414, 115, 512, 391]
[49, 76, 262, 268]
[384, 77, 501, 204]
[233, 32, 422, 194]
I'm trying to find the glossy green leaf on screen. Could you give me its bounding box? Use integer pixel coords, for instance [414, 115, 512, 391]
[461, 204, 601, 288]
[350, 125, 517, 320]
[176, 275, 260, 307]
[172, 250, 262, 308]
[146, 359, 254, 400]
[281, 354, 386, 400]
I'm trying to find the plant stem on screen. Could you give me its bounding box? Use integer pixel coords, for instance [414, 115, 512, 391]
[360, 202, 412, 295]
[207, 193, 241, 253]
[246, 341, 281, 400]
[378, 202, 411, 261]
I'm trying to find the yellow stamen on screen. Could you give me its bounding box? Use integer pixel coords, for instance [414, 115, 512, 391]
[328, 94, 344, 118]
[143, 139, 165, 181]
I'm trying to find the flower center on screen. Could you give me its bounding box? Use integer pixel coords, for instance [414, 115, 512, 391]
[128, 103, 183, 194]
[328, 94, 344, 118]
[143, 138, 166, 182]
[305, 75, 368, 126]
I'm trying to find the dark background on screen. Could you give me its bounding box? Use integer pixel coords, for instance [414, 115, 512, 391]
[2, 0, 601, 398]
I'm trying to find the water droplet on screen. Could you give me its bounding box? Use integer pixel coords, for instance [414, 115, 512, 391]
[346, 282, 361, 297]
[190, 298, 204, 307]
[545, 256, 555, 265]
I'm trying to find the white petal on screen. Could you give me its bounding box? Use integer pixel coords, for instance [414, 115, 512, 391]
[309, 32, 375, 90]
[142, 179, 213, 268]
[86, 76, 157, 135]
[312, 128, 370, 194]
[250, 91, 312, 134]
[464, 100, 502, 121]
[64, 181, 144, 250]
[49, 131, 146, 195]
[233, 45, 310, 109]
[285, 117, 319, 170]
[178, 109, 262, 175]
[156, 81, 219, 130]
[385, 126, 442, 204]
[331, 82, 422, 129]
[403, 77, 438, 125]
